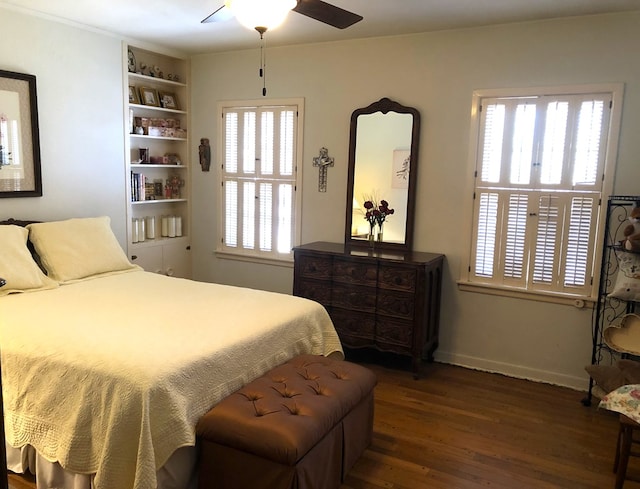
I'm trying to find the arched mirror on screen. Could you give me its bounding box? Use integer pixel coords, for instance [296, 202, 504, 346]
[345, 97, 420, 252]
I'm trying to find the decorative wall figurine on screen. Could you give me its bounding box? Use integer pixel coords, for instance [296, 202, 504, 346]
[199, 138, 211, 172]
[312, 147, 334, 192]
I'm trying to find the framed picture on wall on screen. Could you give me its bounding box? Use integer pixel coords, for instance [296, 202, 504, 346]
[391, 149, 410, 189]
[139, 86, 159, 107]
[0, 69, 42, 197]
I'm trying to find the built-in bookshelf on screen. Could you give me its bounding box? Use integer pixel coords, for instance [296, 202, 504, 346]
[123, 43, 191, 278]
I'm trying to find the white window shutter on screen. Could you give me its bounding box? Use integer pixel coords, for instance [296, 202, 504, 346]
[259, 182, 273, 251]
[224, 180, 238, 247]
[469, 91, 610, 298]
[531, 193, 561, 288]
[502, 193, 529, 284]
[572, 99, 605, 187]
[242, 111, 256, 174]
[509, 103, 536, 186]
[225, 113, 239, 174]
[539, 101, 568, 186]
[479, 103, 506, 184]
[473, 192, 499, 278]
[562, 195, 597, 292]
[280, 111, 295, 176]
[277, 183, 293, 253]
[221, 104, 299, 259]
[260, 111, 274, 176]
[242, 181, 255, 249]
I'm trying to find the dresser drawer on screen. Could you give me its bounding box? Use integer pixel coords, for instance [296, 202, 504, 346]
[376, 317, 413, 350]
[377, 289, 415, 320]
[296, 253, 332, 280]
[332, 283, 376, 313]
[332, 258, 377, 287]
[331, 307, 375, 347]
[378, 264, 417, 292]
[296, 278, 331, 306]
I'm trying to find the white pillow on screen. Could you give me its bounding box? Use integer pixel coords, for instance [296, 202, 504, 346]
[27, 217, 138, 283]
[0, 225, 58, 296]
[609, 250, 640, 301]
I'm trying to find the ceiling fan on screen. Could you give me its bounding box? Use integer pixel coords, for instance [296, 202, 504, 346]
[202, 0, 362, 96]
[201, 0, 363, 31]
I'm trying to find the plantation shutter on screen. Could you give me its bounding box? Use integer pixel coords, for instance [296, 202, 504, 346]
[470, 93, 610, 296]
[221, 105, 298, 258]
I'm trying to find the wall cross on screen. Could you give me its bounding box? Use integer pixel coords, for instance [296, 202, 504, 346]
[312, 147, 334, 193]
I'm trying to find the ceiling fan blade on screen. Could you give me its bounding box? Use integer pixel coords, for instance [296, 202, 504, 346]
[293, 0, 363, 29]
[201, 5, 234, 24]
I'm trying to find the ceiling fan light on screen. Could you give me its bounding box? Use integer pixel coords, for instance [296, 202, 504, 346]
[226, 0, 296, 31]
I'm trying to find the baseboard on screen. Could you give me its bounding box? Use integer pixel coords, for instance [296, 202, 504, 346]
[434, 351, 590, 392]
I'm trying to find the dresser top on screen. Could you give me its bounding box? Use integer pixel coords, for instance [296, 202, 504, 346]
[293, 241, 444, 265]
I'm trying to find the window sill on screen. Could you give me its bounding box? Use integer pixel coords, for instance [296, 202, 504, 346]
[215, 250, 294, 268]
[457, 280, 595, 309]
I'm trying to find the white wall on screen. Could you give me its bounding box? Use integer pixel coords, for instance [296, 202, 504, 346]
[0, 8, 128, 245]
[190, 12, 640, 389]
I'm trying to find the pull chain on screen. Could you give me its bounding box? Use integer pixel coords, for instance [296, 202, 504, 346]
[256, 27, 267, 96]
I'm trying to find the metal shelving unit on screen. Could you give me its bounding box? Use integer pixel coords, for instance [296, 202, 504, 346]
[583, 195, 640, 405]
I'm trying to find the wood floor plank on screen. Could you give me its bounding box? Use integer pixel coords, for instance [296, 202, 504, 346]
[8, 360, 639, 489]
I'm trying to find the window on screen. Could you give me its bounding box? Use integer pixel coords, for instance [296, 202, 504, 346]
[464, 85, 622, 300]
[218, 99, 303, 262]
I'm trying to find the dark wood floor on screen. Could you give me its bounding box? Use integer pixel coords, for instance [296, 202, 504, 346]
[8, 357, 637, 489]
[8, 472, 34, 489]
[343, 356, 634, 489]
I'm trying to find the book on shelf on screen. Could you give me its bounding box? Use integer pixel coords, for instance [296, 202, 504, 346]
[130, 171, 146, 202]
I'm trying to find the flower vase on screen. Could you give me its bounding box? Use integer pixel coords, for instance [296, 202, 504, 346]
[377, 223, 383, 242]
[368, 225, 375, 248]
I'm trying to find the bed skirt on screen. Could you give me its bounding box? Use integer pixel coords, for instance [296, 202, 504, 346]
[6, 442, 198, 489]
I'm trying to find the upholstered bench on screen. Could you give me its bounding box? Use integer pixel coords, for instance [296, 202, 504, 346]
[196, 354, 377, 489]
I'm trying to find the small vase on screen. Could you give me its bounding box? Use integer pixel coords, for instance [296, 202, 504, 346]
[368, 225, 375, 248]
[377, 224, 384, 242]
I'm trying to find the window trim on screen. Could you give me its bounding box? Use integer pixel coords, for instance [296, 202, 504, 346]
[459, 83, 624, 303]
[215, 98, 304, 264]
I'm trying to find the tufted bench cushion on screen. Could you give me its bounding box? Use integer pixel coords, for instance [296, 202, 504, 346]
[196, 354, 377, 489]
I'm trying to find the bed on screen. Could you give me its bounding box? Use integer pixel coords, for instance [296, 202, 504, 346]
[0, 217, 343, 489]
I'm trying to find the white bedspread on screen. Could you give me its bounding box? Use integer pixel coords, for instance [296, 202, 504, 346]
[0, 270, 343, 489]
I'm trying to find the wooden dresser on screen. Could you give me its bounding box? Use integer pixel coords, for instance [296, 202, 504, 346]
[293, 242, 444, 376]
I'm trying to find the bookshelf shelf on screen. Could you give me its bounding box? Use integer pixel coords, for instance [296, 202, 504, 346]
[132, 199, 188, 205]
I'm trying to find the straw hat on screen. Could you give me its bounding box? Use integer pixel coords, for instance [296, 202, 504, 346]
[604, 314, 640, 355]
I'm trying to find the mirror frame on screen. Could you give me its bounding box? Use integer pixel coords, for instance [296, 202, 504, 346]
[345, 97, 421, 253]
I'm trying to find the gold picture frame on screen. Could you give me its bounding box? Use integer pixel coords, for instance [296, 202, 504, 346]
[159, 91, 179, 110]
[128, 85, 140, 105]
[138, 86, 159, 107]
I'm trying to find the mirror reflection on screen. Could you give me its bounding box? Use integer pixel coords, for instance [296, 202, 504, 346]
[345, 98, 420, 252]
[0, 90, 23, 177]
[351, 112, 412, 243]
